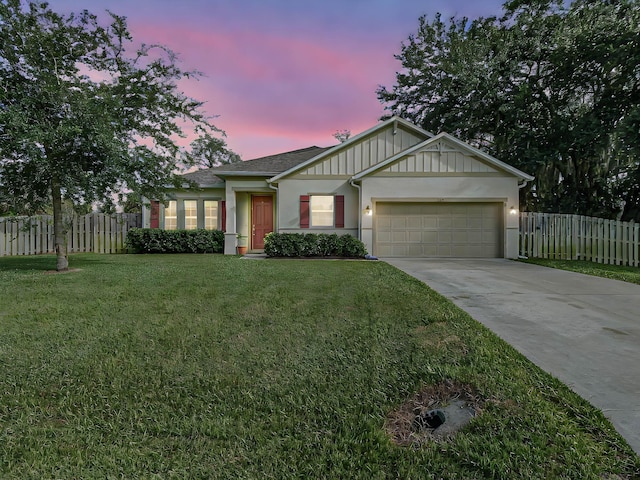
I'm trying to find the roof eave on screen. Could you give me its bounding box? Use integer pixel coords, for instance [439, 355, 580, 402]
[213, 171, 277, 177]
[195, 183, 226, 188]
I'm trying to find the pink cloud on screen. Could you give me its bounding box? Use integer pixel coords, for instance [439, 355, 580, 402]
[130, 21, 395, 158]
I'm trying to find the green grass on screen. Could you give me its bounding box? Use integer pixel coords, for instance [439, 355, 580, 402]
[0, 254, 638, 479]
[521, 258, 640, 285]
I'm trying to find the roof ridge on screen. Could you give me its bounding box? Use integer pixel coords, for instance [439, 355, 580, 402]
[242, 145, 329, 163]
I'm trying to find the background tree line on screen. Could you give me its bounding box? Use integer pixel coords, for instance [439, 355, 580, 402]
[378, 0, 640, 221]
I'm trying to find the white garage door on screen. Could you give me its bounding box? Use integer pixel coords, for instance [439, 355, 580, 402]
[374, 202, 503, 258]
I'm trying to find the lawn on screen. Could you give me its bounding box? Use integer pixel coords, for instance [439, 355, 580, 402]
[0, 254, 638, 479]
[521, 258, 640, 285]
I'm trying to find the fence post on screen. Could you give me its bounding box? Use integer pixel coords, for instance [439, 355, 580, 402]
[603, 219, 610, 264]
[615, 220, 622, 266]
[632, 223, 640, 267]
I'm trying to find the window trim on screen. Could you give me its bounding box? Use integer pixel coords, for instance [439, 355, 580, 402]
[310, 195, 335, 227]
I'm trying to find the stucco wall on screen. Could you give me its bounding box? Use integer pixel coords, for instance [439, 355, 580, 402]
[275, 178, 358, 236]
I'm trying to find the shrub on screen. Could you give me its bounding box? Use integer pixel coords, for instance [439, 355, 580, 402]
[264, 233, 367, 258]
[126, 228, 224, 254]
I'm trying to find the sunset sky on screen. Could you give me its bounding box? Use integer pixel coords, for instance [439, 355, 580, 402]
[48, 0, 506, 160]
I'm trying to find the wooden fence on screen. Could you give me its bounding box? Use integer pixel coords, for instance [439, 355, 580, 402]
[0, 213, 141, 256]
[519, 212, 640, 267]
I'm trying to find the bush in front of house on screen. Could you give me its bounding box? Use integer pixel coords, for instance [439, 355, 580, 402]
[126, 228, 224, 254]
[264, 233, 367, 258]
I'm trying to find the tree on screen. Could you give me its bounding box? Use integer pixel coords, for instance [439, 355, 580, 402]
[185, 132, 241, 169]
[378, 0, 640, 219]
[0, 1, 220, 270]
[333, 129, 351, 143]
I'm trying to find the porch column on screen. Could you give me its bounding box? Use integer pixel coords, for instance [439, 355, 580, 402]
[224, 187, 237, 255]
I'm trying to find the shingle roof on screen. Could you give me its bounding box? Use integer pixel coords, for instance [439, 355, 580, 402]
[211, 146, 332, 174]
[180, 145, 333, 187]
[181, 169, 225, 186]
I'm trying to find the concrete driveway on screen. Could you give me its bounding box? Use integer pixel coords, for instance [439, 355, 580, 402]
[384, 258, 640, 454]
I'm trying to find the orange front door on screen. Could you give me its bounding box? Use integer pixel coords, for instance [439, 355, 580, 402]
[251, 195, 273, 250]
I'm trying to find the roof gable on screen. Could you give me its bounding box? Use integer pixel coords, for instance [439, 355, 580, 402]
[269, 117, 433, 181]
[353, 133, 534, 181]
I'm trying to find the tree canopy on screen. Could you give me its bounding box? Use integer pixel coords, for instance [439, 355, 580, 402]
[185, 133, 241, 169]
[0, 0, 224, 269]
[378, 0, 640, 220]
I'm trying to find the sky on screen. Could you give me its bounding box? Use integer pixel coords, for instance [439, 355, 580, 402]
[48, 0, 507, 160]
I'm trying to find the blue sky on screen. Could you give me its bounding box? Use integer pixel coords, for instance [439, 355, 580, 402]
[48, 0, 507, 159]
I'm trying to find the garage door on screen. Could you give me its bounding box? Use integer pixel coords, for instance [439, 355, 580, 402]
[374, 202, 503, 257]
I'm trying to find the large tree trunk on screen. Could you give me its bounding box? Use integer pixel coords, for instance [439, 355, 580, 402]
[51, 175, 68, 271]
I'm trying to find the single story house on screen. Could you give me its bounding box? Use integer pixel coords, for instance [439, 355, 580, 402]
[142, 117, 534, 258]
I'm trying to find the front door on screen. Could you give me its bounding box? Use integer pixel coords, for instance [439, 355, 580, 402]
[251, 195, 273, 250]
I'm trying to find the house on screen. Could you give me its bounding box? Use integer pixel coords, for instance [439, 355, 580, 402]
[142, 117, 534, 258]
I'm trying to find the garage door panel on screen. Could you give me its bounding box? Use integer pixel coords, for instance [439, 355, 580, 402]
[467, 218, 483, 229]
[438, 231, 452, 243]
[374, 202, 503, 258]
[391, 217, 407, 229]
[377, 216, 391, 229]
[453, 217, 473, 229]
[422, 231, 438, 243]
[421, 244, 438, 256]
[423, 217, 438, 228]
[408, 231, 422, 243]
[406, 216, 422, 229]
[483, 231, 499, 243]
[467, 231, 483, 243]
[438, 217, 453, 229]
[377, 231, 391, 243]
[391, 231, 407, 243]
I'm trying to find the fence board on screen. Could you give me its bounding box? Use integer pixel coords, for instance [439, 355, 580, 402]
[519, 212, 640, 267]
[0, 213, 141, 256]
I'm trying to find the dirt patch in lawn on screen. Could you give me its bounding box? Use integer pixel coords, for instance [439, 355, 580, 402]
[385, 379, 485, 447]
[44, 268, 82, 275]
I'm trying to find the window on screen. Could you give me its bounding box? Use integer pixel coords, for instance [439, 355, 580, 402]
[204, 200, 218, 230]
[311, 195, 334, 227]
[300, 195, 344, 229]
[184, 200, 198, 230]
[164, 200, 177, 230]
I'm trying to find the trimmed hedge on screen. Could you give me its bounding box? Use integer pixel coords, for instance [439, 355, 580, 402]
[264, 233, 367, 258]
[126, 228, 224, 254]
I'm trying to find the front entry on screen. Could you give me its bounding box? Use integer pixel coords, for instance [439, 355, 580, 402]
[251, 195, 274, 250]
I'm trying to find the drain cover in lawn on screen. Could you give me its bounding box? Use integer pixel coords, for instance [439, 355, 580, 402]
[385, 380, 484, 446]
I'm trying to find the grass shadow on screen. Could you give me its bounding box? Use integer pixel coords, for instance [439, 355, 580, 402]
[0, 253, 114, 272]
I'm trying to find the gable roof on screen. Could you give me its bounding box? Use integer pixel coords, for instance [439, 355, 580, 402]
[180, 118, 533, 186]
[351, 132, 535, 182]
[268, 116, 434, 183]
[209, 146, 332, 177]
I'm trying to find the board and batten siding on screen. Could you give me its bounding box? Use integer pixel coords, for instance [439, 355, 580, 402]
[380, 141, 500, 175]
[297, 125, 425, 177]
